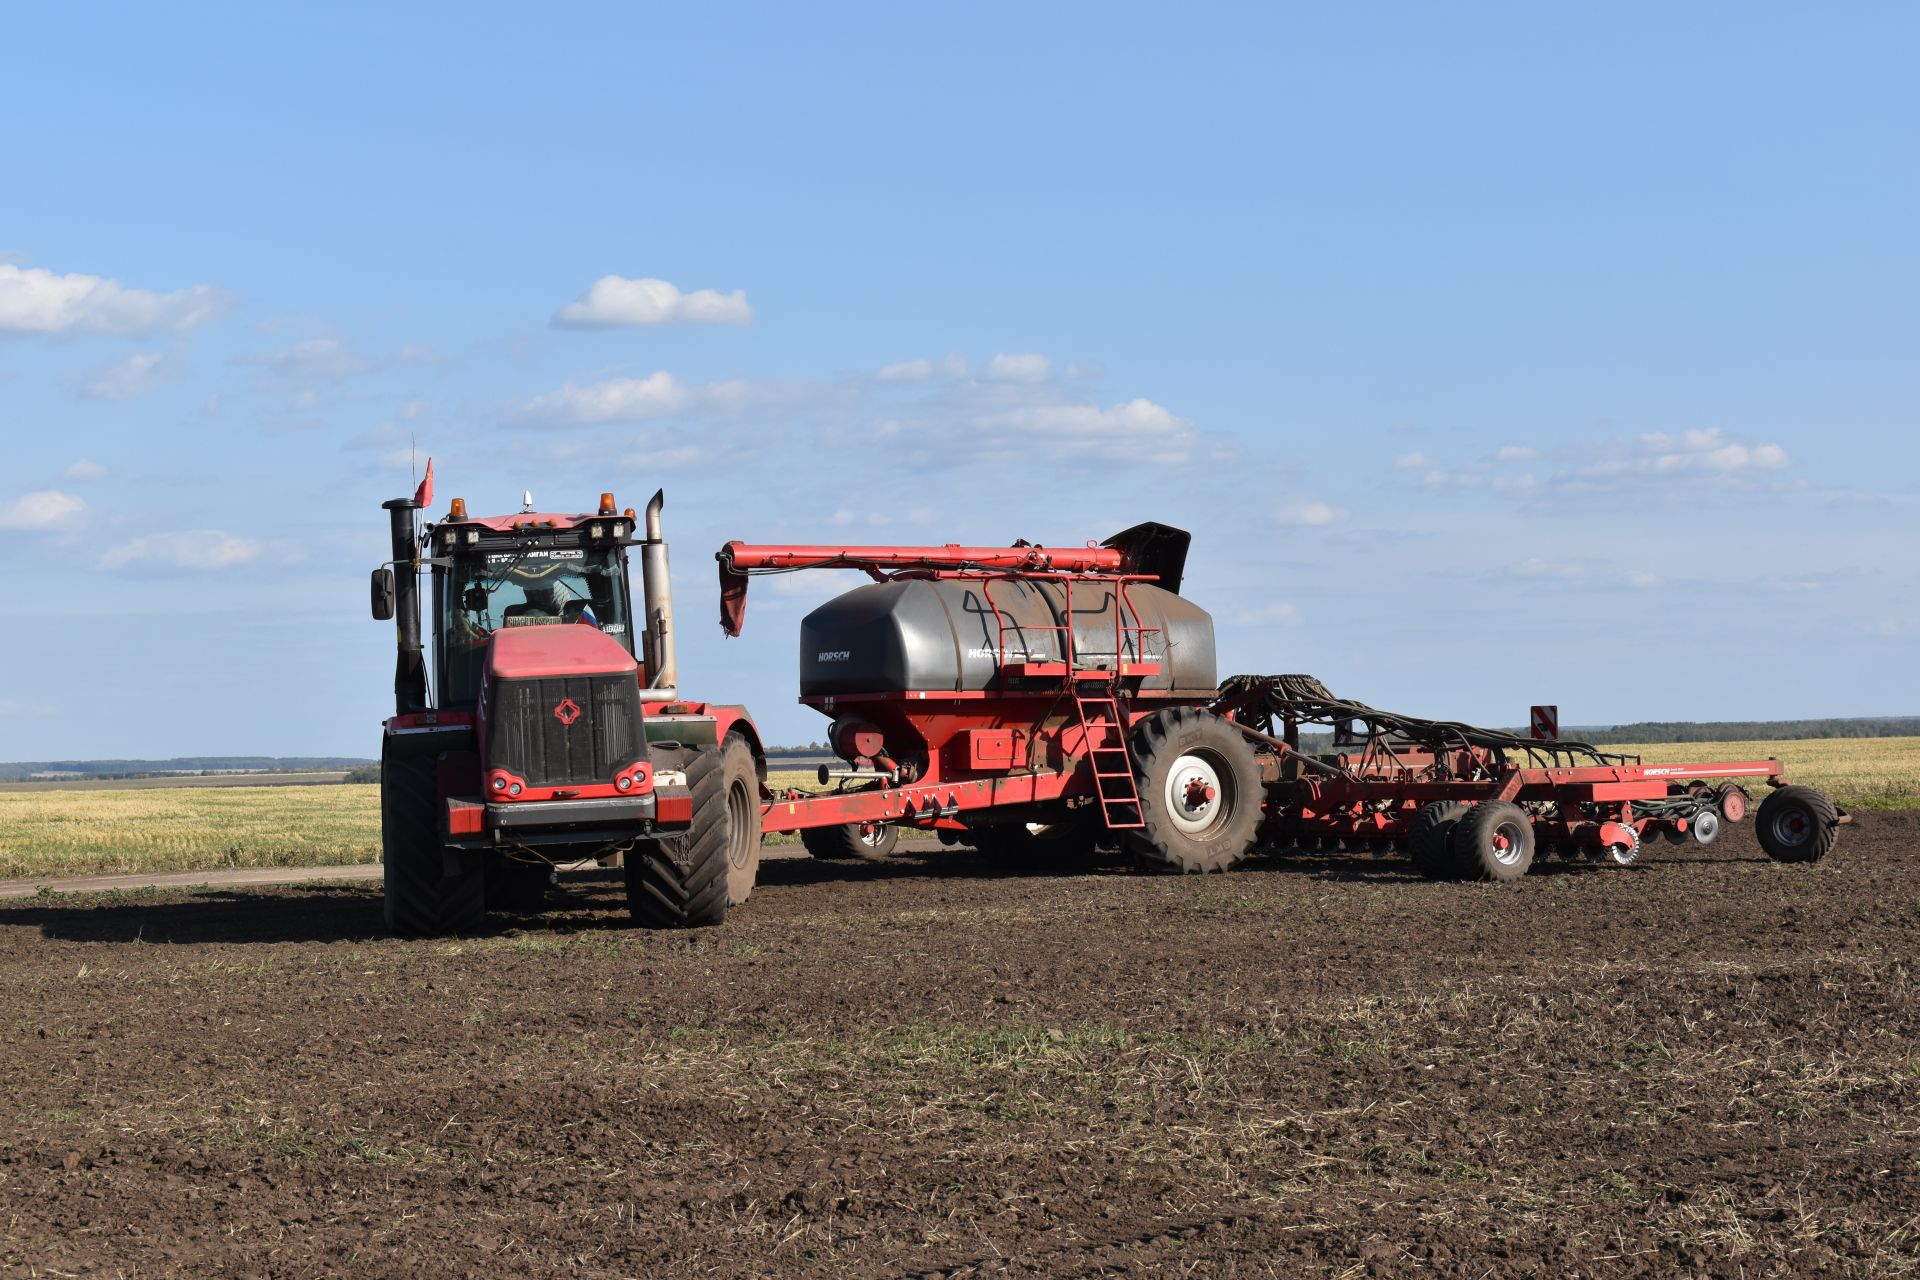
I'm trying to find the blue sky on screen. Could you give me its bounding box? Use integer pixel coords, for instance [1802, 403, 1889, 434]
[2, 2, 1915, 758]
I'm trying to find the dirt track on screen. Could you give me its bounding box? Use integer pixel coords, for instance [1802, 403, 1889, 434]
[1, 818, 1915, 1278]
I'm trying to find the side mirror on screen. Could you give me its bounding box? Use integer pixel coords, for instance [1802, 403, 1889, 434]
[371, 566, 396, 621]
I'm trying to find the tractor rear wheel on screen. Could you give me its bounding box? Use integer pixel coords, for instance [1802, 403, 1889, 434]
[1449, 801, 1535, 882]
[1125, 708, 1262, 873]
[1755, 785, 1839, 863]
[625, 746, 731, 929]
[382, 752, 484, 937]
[1407, 801, 1470, 880]
[719, 735, 763, 907]
[800, 821, 900, 861]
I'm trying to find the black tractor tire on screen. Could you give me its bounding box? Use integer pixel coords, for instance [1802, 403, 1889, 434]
[800, 821, 900, 861]
[1448, 800, 1536, 882]
[718, 735, 763, 907]
[625, 746, 731, 929]
[1755, 785, 1840, 864]
[1407, 801, 1471, 880]
[1124, 708, 1263, 873]
[382, 752, 485, 937]
[485, 857, 553, 914]
[969, 813, 1102, 872]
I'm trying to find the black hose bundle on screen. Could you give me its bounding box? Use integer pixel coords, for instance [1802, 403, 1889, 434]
[1212, 674, 1633, 769]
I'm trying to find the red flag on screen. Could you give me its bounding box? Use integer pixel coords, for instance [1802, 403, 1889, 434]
[414, 457, 434, 509]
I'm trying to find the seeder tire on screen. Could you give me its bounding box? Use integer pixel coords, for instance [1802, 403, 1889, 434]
[1449, 801, 1535, 882]
[719, 735, 763, 907]
[625, 747, 730, 929]
[382, 752, 484, 937]
[1755, 785, 1839, 864]
[1125, 708, 1262, 873]
[800, 822, 900, 861]
[1407, 801, 1470, 880]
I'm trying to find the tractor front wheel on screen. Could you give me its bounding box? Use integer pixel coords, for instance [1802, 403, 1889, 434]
[381, 751, 484, 937]
[625, 747, 732, 929]
[1125, 708, 1262, 873]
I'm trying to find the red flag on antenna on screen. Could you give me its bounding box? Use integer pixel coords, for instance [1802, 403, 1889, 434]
[414, 458, 434, 508]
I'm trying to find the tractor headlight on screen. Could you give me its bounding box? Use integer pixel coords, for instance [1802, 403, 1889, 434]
[617, 775, 633, 791]
[492, 777, 507, 791]
[508, 783, 522, 796]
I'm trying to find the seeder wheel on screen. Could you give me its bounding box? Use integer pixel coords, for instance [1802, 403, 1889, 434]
[1449, 801, 1535, 883]
[1755, 785, 1839, 863]
[1407, 801, 1470, 880]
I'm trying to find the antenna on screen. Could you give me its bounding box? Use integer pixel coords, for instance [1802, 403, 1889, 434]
[522, 489, 535, 513]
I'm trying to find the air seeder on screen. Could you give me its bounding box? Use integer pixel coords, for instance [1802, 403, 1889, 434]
[716, 530, 1846, 881]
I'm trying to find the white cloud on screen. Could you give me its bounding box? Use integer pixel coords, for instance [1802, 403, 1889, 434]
[552, 276, 753, 328]
[1493, 444, 1539, 461]
[64, 459, 107, 481]
[244, 337, 371, 382]
[100, 531, 262, 571]
[1274, 501, 1349, 527]
[1234, 601, 1301, 626]
[517, 372, 690, 424]
[1392, 451, 1435, 469]
[0, 490, 85, 529]
[982, 352, 1051, 383]
[0, 264, 228, 337]
[1559, 428, 1790, 490]
[876, 358, 936, 382]
[78, 350, 174, 400]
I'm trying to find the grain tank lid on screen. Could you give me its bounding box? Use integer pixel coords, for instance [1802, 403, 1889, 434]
[1102, 522, 1191, 595]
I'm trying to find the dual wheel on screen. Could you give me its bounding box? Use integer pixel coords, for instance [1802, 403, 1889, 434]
[382, 735, 763, 938]
[1408, 800, 1537, 883]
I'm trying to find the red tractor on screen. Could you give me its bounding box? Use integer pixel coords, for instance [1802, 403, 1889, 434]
[369, 488, 765, 935]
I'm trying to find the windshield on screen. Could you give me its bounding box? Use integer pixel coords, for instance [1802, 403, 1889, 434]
[436, 543, 634, 704]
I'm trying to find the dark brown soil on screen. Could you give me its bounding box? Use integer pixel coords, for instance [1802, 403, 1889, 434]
[2, 817, 1916, 1278]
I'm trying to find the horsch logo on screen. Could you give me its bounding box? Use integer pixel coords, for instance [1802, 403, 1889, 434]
[817, 650, 852, 662]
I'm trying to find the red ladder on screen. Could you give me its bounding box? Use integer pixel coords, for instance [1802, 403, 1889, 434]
[1077, 688, 1144, 829]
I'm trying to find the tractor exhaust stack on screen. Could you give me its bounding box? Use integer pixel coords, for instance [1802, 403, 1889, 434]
[380, 497, 427, 715]
[638, 489, 679, 701]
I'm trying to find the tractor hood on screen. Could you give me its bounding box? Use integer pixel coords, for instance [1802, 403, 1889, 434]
[487, 624, 640, 681]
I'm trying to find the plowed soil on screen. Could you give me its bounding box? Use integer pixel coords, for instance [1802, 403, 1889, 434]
[2, 817, 1916, 1278]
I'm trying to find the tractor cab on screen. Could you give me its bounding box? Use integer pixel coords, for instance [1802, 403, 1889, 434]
[427, 497, 640, 706]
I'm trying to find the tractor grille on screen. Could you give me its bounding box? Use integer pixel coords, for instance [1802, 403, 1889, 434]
[488, 674, 643, 787]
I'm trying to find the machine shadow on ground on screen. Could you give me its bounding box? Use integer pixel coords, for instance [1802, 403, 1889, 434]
[1, 835, 1765, 948]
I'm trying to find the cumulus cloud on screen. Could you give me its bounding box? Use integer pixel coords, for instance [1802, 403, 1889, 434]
[982, 352, 1051, 383]
[0, 264, 228, 337]
[64, 459, 107, 481]
[0, 490, 84, 529]
[77, 350, 175, 400]
[99, 531, 262, 571]
[513, 350, 1202, 468]
[552, 276, 753, 328]
[517, 372, 691, 424]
